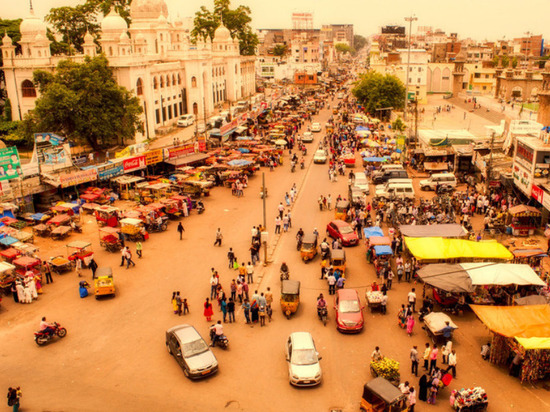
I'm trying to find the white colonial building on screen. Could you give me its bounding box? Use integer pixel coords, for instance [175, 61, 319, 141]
[1, 0, 256, 142]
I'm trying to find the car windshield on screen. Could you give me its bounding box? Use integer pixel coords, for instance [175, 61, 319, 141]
[315, 151, 325, 156]
[339, 299, 360, 313]
[339, 225, 353, 234]
[181, 339, 209, 358]
[292, 349, 318, 365]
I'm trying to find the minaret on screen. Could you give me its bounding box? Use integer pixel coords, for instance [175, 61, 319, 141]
[537, 61, 550, 126]
[83, 31, 96, 56]
[452, 49, 466, 97]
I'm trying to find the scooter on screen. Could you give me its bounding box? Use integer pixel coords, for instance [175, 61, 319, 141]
[209, 327, 229, 349]
[318, 307, 328, 326]
[196, 201, 205, 214]
[280, 268, 290, 280]
[34, 322, 67, 346]
[291, 162, 296, 173]
[300, 160, 305, 169]
[146, 221, 168, 232]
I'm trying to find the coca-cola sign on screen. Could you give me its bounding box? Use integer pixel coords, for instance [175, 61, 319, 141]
[123, 155, 146, 172]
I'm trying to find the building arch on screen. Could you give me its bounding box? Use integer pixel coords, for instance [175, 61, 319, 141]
[136, 78, 143, 95]
[432, 67, 442, 92]
[192, 102, 198, 115]
[166, 75, 170, 87]
[512, 86, 523, 99]
[21, 80, 36, 98]
[153, 76, 158, 89]
[441, 67, 451, 91]
[191, 76, 197, 87]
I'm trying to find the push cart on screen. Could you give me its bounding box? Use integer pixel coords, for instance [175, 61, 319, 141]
[452, 387, 488, 412]
[33, 224, 50, 237]
[365, 290, 385, 313]
[423, 312, 458, 344]
[66, 241, 94, 267]
[49, 256, 73, 274]
[99, 227, 123, 252]
[50, 225, 71, 240]
[370, 357, 400, 386]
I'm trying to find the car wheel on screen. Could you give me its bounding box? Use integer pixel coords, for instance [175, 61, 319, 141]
[166, 342, 172, 354]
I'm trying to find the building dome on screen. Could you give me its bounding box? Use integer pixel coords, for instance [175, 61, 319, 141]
[214, 23, 231, 42]
[20, 9, 47, 39]
[135, 33, 146, 43]
[34, 33, 46, 43]
[84, 31, 94, 44]
[2, 33, 13, 46]
[101, 8, 128, 34]
[130, 0, 169, 20]
[119, 31, 130, 43]
[156, 14, 169, 27]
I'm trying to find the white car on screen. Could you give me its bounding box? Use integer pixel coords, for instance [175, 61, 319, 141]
[311, 122, 322, 132]
[177, 114, 195, 127]
[302, 132, 314, 143]
[313, 149, 328, 164]
[285, 332, 322, 387]
[337, 93, 343, 99]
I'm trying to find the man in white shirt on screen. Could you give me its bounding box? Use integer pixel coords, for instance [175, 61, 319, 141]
[408, 288, 417, 312]
[446, 350, 457, 378]
[327, 273, 336, 295]
[211, 321, 224, 347]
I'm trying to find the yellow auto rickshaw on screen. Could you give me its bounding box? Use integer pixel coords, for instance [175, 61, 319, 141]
[360, 377, 408, 412]
[300, 233, 318, 262]
[120, 218, 148, 242]
[335, 200, 350, 221]
[280, 279, 300, 319]
[330, 248, 346, 275]
[93, 266, 115, 299]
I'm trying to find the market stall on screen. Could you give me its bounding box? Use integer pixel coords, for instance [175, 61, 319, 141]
[404, 237, 513, 262]
[507, 205, 541, 237]
[399, 224, 468, 238]
[471, 304, 550, 382]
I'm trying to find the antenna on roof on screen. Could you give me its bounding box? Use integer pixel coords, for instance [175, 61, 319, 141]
[29, 0, 33, 12]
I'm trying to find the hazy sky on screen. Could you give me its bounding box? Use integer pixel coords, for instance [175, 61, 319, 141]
[2, 0, 550, 41]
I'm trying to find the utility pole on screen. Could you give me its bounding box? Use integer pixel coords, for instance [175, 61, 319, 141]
[262, 172, 268, 266]
[485, 132, 496, 193]
[403, 15, 417, 121]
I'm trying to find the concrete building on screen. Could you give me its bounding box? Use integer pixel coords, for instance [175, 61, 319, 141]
[494, 69, 542, 102]
[1, 0, 256, 142]
[321, 24, 354, 48]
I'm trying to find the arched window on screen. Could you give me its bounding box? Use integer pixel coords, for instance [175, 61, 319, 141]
[160, 76, 165, 88]
[166, 75, 170, 87]
[193, 102, 198, 115]
[160, 33, 163, 41]
[191, 76, 197, 87]
[21, 80, 36, 98]
[109, 46, 113, 56]
[177, 74, 181, 85]
[136, 78, 143, 95]
[172, 74, 176, 86]
[153, 77, 158, 89]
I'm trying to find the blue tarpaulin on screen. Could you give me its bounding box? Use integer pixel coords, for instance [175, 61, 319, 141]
[363, 157, 390, 163]
[356, 126, 370, 131]
[30, 213, 46, 221]
[237, 148, 250, 153]
[0, 236, 18, 246]
[227, 159, 253, 167]
[374, 245, 393, 256]
[363, 226, 384, 238]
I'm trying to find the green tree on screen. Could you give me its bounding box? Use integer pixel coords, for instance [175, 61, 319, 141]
[25, 55, 143, 150]
[352, 71, 406, 114]
[491, 56, 500, 67]
[511, 56, 518, 68]
[354, 35, 367, 51]
[272, 44, 288, 57]
[191, 0, 259, 56]
[335, 43, 355, 55]
[501, 55, 510, 68]
[392, 117, 406, 132]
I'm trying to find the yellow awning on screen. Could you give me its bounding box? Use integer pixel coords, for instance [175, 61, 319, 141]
[471, 304, 550, 339]
[515, 337, 550, 350]
[404, 237, 513, 260]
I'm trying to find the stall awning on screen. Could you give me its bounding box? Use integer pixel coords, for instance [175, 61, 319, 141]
[417, 264, 474, 293]
[404, 237, 513, 261]
[164, 153, 210, 167]
[461, 263, 546, 286]
[400, 224, 467, 238]
[374, 245, 393, 255]
[471, 304, 550, 340]
[363, 226, 384, 239]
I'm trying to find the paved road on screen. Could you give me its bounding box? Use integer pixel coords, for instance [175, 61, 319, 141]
[1, 100, 549, 411]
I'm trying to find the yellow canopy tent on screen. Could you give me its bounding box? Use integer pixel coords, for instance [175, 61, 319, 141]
[404, 237, 513, 261]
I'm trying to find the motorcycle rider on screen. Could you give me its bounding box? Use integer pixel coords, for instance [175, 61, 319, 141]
[290, 159, 296, 172]
[39, 317, 55, 337]
[280, 262, 289, 278]
[210, 320, 224, 347]
[316, 293, 327, 320]
[300, 157, 305, 169]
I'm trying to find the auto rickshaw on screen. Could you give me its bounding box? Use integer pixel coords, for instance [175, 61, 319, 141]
[120, 218, 148, 242]
[67, 241, 94, 268]
[280, 279, 300, 319]
[360, 377, 408, 412]
[99, 227, 123, 252]
[94, 206, 119, 228]
[93, 267, 115, 299]
[335, 200, 350, 221]
[330, 248, 346, 274]
[300, 233, 318, 262]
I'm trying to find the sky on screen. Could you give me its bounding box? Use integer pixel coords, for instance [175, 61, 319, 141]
[2, 0, 550, 41]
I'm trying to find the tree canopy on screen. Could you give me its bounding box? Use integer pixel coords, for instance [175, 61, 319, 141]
[272, 44, 289, 57]
[352, 71, 406, 114]
[46, 0, 131, 55]
[354, 35, 367, 51]
[25, 55, 143, 150]
[191, 0, 258, 56]
[335, 43, 355, 55]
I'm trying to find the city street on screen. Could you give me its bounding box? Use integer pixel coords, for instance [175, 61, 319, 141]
[1, 104, 549, 412]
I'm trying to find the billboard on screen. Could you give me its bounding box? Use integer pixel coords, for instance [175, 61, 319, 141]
[0, 147, 23, 181]
[34, 133, 72, 170]
[381, 26, 405, 35]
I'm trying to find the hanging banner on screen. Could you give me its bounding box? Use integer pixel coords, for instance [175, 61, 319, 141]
[167, 145, 194, 160]
[123, 155, 146, 172]
[0, 147, 23, 181]
[96, 163, 124, 181]
[145, 149, 163, 165]
[59, 169, 98, 188]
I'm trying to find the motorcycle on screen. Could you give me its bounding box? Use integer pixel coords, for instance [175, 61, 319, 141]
[300, 160, 305, 169]
[146, 221, 168, 232]
[280, 268, 290, 281]
[209, 326, 229, 349]
[34, 322, 67, 346]
[302, 146, 307, 156]
[291, 162, 296, 173]
[70, 222, 82, 233]
[318, 306, 328, 326]
[196, 201, 205, 215]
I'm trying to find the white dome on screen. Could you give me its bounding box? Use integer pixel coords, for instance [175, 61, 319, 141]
[131, 0, 169, 20]
[119, 31, 130, 43]
[20, 9, 47, 39]
[156, 14, 169, 27]
[101, 8, 128, 33]
[34, 33, 46, 43]
[2, 33, 13, 46]
[135, 33, 146, 43]
[214, 24, 231, 42]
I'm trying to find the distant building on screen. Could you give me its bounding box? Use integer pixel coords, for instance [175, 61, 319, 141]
[321, 24, 354, 48]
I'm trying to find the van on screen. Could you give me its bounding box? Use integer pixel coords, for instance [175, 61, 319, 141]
[352, 172, 370, 195]
[420, 173, 457, 191]
[372, 169, 409, 185]
[177, 114, 195, 127]
[375, 181, 415, 200]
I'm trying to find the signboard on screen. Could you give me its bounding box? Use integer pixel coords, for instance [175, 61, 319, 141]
[123, 155, 146, 173]
[96, 163, 124, 181]
[532, 184, 544, 203]
[34, 133, 64, 146]
[167, 144, 194, 160]
[512, 163, 532, 195]
[220, 118, 239, 135]
[145, 149, 163, 166]
[407, 92, 416, 101]
[0, 147, 22, 181]
[59, 169, 98, 188]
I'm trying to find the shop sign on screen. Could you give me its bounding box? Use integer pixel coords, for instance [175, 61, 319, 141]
[97, 163, 123, 181]
[167, 144, 194, 160]
[220, 118, 239, 135]
[123, 155, 146, 172]
[59, 169, 98, 188]
[532, 184, 544, 203]
[0, 147, 22, 181]
[145, 149, 163, 165]
[512, 163, 531, 195]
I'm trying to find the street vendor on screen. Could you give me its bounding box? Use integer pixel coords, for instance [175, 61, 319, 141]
[438, 321, 454, 340]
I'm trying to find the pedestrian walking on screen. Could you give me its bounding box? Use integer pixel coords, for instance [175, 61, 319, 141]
[221, 297, 227, 322]
[125, 248, 136, 268]
[176, 292, 182, 316]
[246, 262, 254, 284]
[327, 194, 332, 210]
[429, 345, 439, 374]
[227, 248, 235, 269]
[327, 272, 336, 295]
[44, 262, 53, 284]
[265, 287, 273, 321]
[214, 228, 223, 246]
[408, 387, 417, 411]
[242, 298, 251, 323]
[227, 298, 236, 323]
[408, 288, 417, 312]
[445, 350, 457, 378]
[7, 387, 21, 411]
[75, 257, 82, 277]
[423, 343, 431, 370]
[275, 216, 282, 234]
[407, 314, 415, 336]
[88, 258, 98, 278]
[410, 345, 419, 376]
[210, 272, 219, 299]
[204, 298, 214, 321]
[183, 298, 189, 314]
[136, 241, 143, 258]
[177, 222, 185, 240]
[230, 279, 237, 301]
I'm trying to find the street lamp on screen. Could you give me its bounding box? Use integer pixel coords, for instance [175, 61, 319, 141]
[403, 15, 418, 121]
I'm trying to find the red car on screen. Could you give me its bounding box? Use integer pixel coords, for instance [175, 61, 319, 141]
[335, 289, 364, 333]
[326, 220, 359, 246]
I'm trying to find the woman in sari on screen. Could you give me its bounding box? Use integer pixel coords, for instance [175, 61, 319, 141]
[203, 298, 214, 321]
[406, 314, 415, 336]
